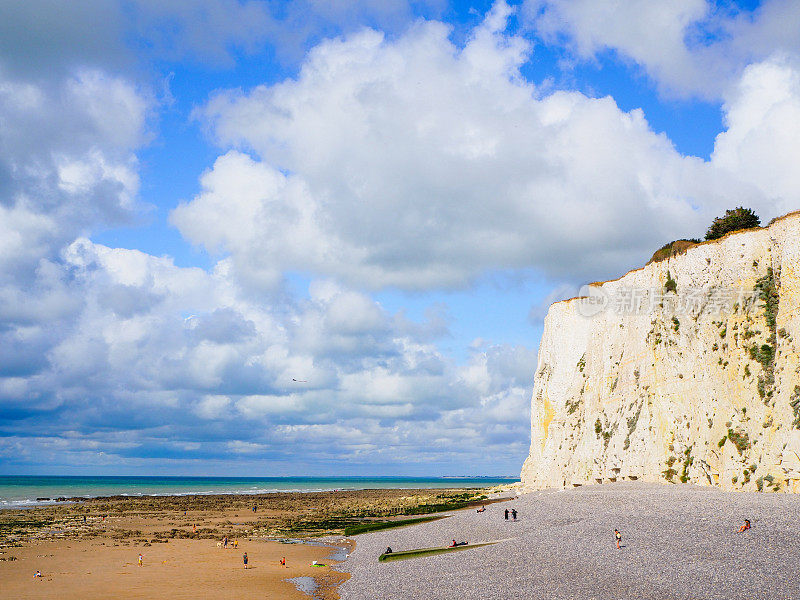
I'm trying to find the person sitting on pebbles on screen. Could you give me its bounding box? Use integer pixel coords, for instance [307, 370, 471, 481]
[737, 519, 751, 533]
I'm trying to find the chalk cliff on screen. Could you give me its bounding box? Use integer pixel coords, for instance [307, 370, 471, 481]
[521, 211, 800, 492]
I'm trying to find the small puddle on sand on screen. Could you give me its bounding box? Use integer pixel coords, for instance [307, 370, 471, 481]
[288, 576, 320, 598]
[282, 539, 351, 598]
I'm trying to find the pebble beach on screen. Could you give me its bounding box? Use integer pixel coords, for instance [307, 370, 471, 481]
[339, 482, 800, 600]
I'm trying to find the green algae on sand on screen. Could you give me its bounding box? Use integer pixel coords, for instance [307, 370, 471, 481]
[378, 541, 495, 562]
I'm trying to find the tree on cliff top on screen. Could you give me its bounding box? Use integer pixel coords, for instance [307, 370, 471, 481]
[705, 207, 761, 241]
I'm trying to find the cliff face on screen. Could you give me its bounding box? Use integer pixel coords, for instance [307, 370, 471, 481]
[521, 212, 800, 492]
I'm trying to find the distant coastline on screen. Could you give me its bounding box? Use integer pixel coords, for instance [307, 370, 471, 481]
[0, 475, 518, 508]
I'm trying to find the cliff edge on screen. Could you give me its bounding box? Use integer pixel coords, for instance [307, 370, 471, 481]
[521, 211, 800, 492]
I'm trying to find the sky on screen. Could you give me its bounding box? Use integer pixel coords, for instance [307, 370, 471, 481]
[1, 0, 799, 477]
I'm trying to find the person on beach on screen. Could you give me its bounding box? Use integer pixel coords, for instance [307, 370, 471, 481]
[738, 519, 751, 533]
[451, 539, 457, 547]
[385, 547, 392, 554]
[253, 504, 257, 513]
[614, 529, 622, 550]
[476, 506, 486, 513]
[33, 570, 42, 578]
[504, 508, 509, 520]
[223, 536, 228, 549]
[234, 539, 238, 549]
[512, 509, 517, 520]
[280, 557, 286, 566]
[243, 553, 248, 569]
[138, 553, 143, 566]
[193, 524, 197, 534]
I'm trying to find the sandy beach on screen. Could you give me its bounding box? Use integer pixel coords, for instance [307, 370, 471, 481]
[0, 487, 490, 599]
[339, 482, 800, 600]
[1, 536, 345, 600]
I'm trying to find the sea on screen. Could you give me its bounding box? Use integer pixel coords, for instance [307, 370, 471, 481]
[0, 476, 518, 509]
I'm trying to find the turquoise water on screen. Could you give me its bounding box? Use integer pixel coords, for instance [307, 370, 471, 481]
[0, 476, 517, 508]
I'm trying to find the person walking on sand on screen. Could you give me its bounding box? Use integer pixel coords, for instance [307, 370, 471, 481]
[243, 553, 248, 569]
[223, 536, 228, 549]
[512, 509, 517, 521]
[280, 557, 286, 567]
[614, 529, 622, 550]
[138, 553, 143, 566]
[738, 519, 751, 533]
[504, 508, 509, 520]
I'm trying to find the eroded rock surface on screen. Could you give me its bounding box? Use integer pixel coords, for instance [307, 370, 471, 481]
[522, 212, 800, 492]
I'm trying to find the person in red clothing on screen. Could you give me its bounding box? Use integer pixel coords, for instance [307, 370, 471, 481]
[737, 519, 751, 533]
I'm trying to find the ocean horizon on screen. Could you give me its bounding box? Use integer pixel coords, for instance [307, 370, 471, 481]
[0, 475, 519, 508]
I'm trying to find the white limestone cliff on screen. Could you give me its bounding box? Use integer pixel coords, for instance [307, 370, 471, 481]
[521, 211, 800, 492]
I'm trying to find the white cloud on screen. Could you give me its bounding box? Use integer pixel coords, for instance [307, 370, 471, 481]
[1, 231, 536, 472]
[523, 0, 800, 100]
[5, 1, 800, 477]
[181, 4, 764, 292]
[711, 54, 800, 214]
[0, 70, 147, 284]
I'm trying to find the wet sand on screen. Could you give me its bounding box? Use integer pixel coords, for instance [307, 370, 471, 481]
[0, 487, 490, 599]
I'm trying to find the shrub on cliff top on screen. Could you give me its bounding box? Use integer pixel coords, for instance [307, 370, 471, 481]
[705, 207, 761, 241]
[647, 239, 700, 264]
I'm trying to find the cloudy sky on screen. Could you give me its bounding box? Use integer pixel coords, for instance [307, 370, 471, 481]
[1, 0, 799, 477]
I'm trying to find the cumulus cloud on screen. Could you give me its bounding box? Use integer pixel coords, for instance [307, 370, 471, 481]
[1, 236, 534, 473]
[180, 2, 776, 293]
[523, 0, 800, 100]
[0, 70, 147, 282]
[4, 2, 800, 476]
[711, 54, 800, 214]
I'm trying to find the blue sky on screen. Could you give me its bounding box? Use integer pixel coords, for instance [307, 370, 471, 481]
[1, 0, 799, 477]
